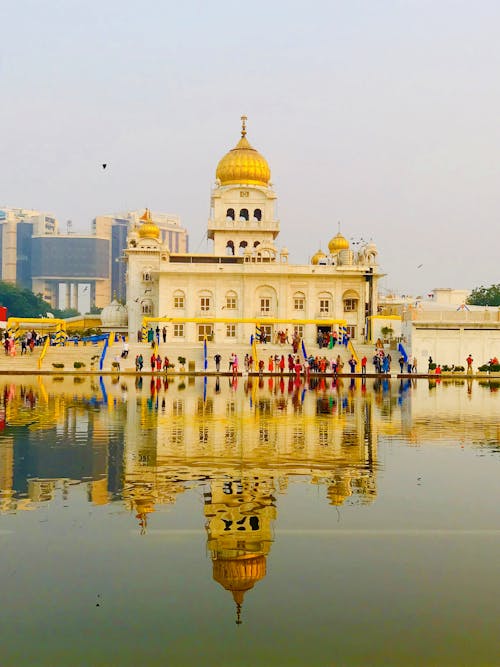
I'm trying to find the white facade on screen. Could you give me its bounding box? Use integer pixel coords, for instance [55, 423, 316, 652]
[402, 305, 500, 370]
[125, 122, 383, 347]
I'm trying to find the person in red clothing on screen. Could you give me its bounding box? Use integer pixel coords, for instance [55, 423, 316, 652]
[466, 354, 473, 373]
[150, 353, 156, 372]
[361, 355, 367, 374]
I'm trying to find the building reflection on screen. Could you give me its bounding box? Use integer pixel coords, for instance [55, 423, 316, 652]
[1, 374, 498, 620]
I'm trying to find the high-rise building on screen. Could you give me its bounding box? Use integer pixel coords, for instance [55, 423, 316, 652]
[0, 208, 58, 288]
[0, 206, 187, 312]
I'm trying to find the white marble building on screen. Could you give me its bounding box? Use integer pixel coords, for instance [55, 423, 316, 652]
[125, 118, 383, 347]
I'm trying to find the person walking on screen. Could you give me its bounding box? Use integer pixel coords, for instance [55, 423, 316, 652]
[348, 356, 357, 373]
[138, 353, 144, 371]
[214, 353, 221, 372]
[162, 326, 167, 343]
[232, 354, 239, 377]
[412, 357, 417, 373]
[150, 353, 156, 372]
[361, 355, 367, 375]
[399, 355, 405, 373]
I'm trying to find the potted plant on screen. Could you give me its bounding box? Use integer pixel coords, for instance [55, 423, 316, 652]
[178, 356, 186, 372]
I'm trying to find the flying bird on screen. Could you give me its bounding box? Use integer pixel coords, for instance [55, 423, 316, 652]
[417, 264, 423, 268]
[102, 163, 107, 170]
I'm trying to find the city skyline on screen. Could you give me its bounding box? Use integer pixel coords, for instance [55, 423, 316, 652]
[2, 1, 499, 296]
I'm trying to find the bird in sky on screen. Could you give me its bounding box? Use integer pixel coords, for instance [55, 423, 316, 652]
[102, 163, 107, 170]
[417, 264, 423, 268]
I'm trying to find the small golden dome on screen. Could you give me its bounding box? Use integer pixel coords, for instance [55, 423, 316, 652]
[311, 249, 326, 265]
[216, 116, 271, 187]
[138, 208, 160, 240]
[328, 232, 349, 253]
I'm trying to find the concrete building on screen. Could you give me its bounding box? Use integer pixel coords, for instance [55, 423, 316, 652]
[125, 118, 382, 347]
[0, 208, 58, 287]
[0, 206, 187, 312]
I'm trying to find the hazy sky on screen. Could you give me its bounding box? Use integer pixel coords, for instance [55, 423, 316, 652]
[2, 0, 499, 296]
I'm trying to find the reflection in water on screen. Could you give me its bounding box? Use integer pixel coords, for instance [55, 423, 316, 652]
[0, 374, 499, 630]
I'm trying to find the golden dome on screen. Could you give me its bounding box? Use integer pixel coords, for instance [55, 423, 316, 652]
[328, 232, 349, 253]
[213, 554, 267, 624]
[216, 116, 270, 187]
[138, 208, 160, 240]
[311, 249, 326, 265]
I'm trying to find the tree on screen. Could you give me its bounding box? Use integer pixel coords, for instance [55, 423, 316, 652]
[0, 281, 82, 318]
[0, 281, 54, 318]
[467, 284, 500, 307]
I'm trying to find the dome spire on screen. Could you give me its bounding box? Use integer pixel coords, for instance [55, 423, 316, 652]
[215, 117, 271, 186]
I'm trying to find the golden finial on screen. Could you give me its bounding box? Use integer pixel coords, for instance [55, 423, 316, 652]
[241, 114, 247, 137]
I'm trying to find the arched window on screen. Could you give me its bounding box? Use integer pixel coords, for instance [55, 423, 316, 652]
[173, 290, 185, 309]
[238, 241, 248, 256]
[141, 300, 153, 315]
[253, 241, 260, 248]
[142, 269, 152, 282]
[239, 208, 249, 221]
[253, 208, 262, 221]
[293, 291, 305, 311]
[225, 290, 237, 310]
[226, 208, 235, 220]
[343, 289, 359, 312]
[226, 240, 235, 256]
[318, 291, 333, 315]
[198, 289, 213, 313]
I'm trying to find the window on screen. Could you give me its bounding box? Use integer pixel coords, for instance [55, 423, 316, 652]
[319, 299, 330, 313]
[260, 298, 270, 314]
[142, 271, 151, 282]
[344, 298, 358, 312]
[226, 295, 237, 309]
[173, 324, 184, 338]
[259, 324, 273, 341]
[226, 324, 236, 338]
[200, 297, 210, 312]
[173, 294, 185, 309]
[294, 297, 305, 311]
[198, 324, 213, 341]
[226, 208, 235, 220]
[239, 208, 249, 221]
[142, 302, 153, 315]
[253, 208, 262, 221]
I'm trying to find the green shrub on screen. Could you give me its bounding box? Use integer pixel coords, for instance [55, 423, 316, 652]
[178, 356, 186, 366]
[52, 363, 64, 369]
[490, 363, 500, 372]
[428, 363, 436, 371]
[454, 365, 465, 372]
[73, 361, 85, 369]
